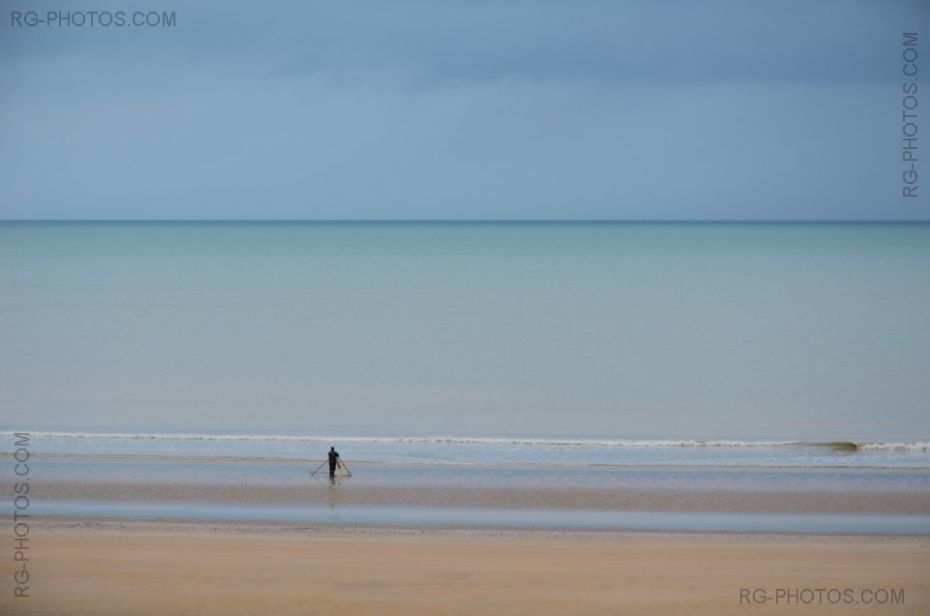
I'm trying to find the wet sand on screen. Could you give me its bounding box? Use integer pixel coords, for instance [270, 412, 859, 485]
[29, 479, 930, 515]
[7, 524, 929, 615]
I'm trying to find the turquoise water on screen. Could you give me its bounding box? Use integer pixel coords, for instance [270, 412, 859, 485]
[2, 222, 929, 451]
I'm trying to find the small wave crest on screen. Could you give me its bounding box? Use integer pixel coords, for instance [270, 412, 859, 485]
[857, 442, 930, 453]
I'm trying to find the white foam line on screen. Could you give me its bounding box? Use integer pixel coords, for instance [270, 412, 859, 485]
[2, 431, 928, 451]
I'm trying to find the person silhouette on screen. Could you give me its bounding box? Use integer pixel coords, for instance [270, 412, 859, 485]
[327, 446, 340, 479]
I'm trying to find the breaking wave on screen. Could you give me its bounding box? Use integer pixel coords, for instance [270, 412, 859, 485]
[2, 431, 927, 452]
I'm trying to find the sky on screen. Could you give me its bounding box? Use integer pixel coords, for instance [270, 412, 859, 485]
[1, 0, 928, 220]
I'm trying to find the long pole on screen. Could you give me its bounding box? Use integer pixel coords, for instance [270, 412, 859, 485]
[338, 459, 352, 477]
[309, 459, 328, 477]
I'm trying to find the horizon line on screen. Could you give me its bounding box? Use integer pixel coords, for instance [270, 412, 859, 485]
[2, 219, 929, 224]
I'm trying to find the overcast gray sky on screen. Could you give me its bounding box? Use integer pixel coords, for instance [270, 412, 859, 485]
[1, 0, 928, 219]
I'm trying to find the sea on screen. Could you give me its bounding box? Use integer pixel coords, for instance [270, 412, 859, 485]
[2, 222, 929, 531]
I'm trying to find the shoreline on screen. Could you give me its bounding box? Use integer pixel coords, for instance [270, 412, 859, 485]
[33, 504, 930, 535]
[28, 480, 930, 516]
[15, 451, 930, 470]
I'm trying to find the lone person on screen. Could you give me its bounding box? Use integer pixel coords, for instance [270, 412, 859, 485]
[328, 446, 340, 479]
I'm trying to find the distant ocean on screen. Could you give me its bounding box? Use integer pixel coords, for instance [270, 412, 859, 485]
[2, 222, 929, 469]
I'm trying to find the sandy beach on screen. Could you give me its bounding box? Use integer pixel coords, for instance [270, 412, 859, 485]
[5, 523, 928, 615]
[8, 448, 930, 613]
